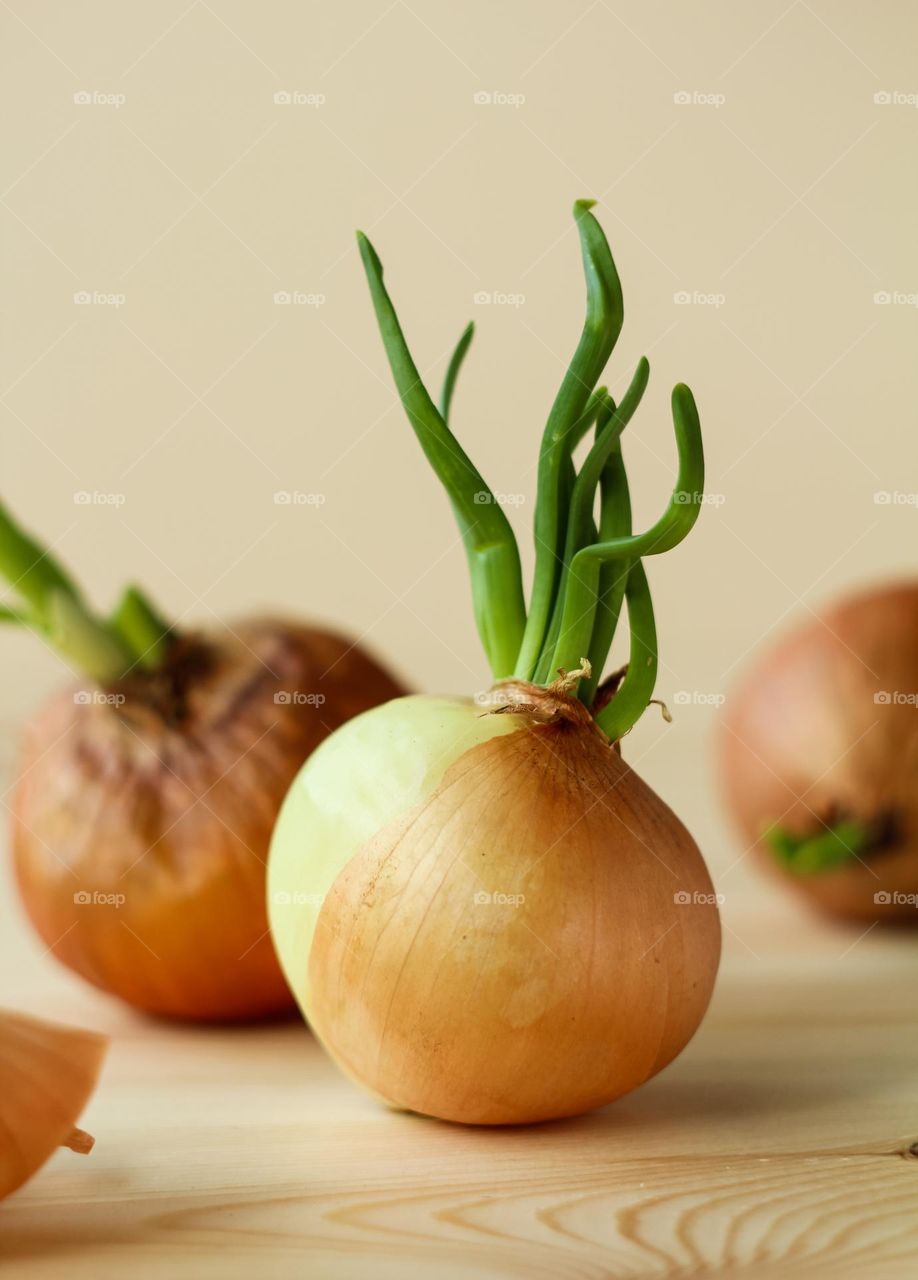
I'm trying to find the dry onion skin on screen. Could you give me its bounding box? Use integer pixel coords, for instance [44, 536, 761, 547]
[721, 581, 918, 923]
[269, 200, 721, 1126]
[0, 1008, 107, 1199]
[2, 510, 404, 1020]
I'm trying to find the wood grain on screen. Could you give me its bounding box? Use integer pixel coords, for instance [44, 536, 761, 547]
[1, 856, 917, 1279]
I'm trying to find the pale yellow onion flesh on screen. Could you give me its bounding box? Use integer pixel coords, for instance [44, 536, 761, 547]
[268, 693, 721, 1125]
[0, 1009, 108, 1199]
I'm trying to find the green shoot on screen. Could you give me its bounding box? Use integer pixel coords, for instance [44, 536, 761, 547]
[0, 499, 173, 684]
[358, 232, 526, 679]
[357, 201, 705, 740]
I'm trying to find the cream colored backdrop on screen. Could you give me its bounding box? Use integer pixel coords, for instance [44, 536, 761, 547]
[2, 0, 917, 889]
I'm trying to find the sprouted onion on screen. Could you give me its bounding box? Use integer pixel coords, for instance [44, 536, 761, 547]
[721, 580, 918, 922]
[4, 502, 404, 1019]
[0, 1008, 107, 1199]
[268, 200, 720, 1124]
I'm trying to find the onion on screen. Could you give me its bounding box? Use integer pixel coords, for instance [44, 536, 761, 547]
[720, 580, 918, 923]
[268, 200, 721, 1125]
[2, 505, 404, 1019]
[0, 1008, 107, 1199]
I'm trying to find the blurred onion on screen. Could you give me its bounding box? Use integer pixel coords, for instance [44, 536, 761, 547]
[721, 581, 918, 922]
[13, 618, 405, 1019]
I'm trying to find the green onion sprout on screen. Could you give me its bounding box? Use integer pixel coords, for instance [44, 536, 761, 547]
[358, 200, 705, 740]
[0, 498, 173, 682]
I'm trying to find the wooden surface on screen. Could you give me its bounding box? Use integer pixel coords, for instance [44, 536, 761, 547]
[2, 855, 918, 1279]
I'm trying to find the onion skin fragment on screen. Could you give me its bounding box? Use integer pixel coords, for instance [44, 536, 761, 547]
[270, 691, 720, 1126]
[720, 581, 918, 922]
[0, 1009, 107, 1200]
[11, 619, 405, 1021]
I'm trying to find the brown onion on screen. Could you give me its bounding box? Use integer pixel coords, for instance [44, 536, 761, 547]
[270, 682, 721, 1125]
[270, 200, 721, 1125]
[0, 1008, 107, 1199]
[13, 618, 404, 1019]
[720, 581, 918, 922]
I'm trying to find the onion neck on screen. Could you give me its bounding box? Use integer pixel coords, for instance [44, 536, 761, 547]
[488, 660, 610, 744]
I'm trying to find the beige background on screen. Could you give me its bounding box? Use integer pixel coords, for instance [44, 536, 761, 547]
[2, 0, 917, 898]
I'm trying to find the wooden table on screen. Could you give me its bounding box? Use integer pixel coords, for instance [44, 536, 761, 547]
[2, 855, 917, 1279]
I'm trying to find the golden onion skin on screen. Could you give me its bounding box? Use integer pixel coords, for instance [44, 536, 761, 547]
[272, 692, 720, 1125]
[0, 1009, 107, 1199]
[12, 619, 405, 1021]
[721, 581, 918, 922]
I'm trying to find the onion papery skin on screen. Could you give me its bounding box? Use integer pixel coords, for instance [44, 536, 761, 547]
[0, 1008, 107, 1199]
[12, 619, 405, 1021]
[720, 581, 918, 922]
[268, 693, 720, 1125]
